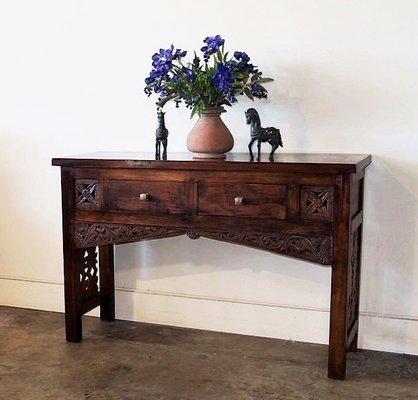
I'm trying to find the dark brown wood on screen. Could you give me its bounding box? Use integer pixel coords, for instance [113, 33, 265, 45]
[75, 179, 101, 210]
[60, 169, 82, 342]
[78, 246, 99, 301]
[198, 182, 287, 218]
[75, 222, 184, 248]
[52, 152, 371, 174]
[346, 176, 365, 353]
[75, 210, 333, 235]
[53, 152, 371, 379]
[108, 180, 187, 214]
[99, 244, 115, 321]
[74, 222, 332, 265]
[327, 172, 366, 379]
[80, 295, 101, 315]
[300, 186, 334, 222]
[328, 174, 351, 379]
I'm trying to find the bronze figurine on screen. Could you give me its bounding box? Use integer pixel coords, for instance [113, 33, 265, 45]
[155, 111, 168, 160]
[245, 108, 283, 160]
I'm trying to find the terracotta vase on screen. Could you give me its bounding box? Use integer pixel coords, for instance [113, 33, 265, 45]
[186, 107, 234, 159]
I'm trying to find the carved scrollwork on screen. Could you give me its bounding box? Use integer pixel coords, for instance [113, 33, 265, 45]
[186, 231, 201, 240]
[301, 186, 334, 222]
[75, 179, 100, 210]
[77, 246, 99, 301]
[74, 222, 332, 265]
[75, 222, 184, 248]
[200, 231, 332, 265]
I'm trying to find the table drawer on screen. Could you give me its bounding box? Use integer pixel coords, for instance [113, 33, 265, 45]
[198, 182, 287, 219]
[108, 180, 186, 214]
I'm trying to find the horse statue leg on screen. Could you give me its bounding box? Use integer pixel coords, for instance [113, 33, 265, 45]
[257, 138, 262, 160]
[269, 140, 279, 160]
[162, 138, 167, 160]
[248, 137, 256, 159]
[155, 138, 160, 160]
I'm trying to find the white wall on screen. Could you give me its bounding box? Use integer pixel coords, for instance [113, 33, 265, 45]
[0, 0, 417, 355]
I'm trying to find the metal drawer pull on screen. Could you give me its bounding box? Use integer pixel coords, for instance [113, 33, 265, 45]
[139, 192, 150, 201]
[234, 196, 245, 206]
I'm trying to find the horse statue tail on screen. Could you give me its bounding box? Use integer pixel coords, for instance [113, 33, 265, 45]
[276, 128, 283, 147]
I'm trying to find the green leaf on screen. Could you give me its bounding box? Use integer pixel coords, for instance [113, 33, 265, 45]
[251, 72, 262, 83]
[190, 106, 198, 119]
[257, 77, 274, 83]
[216, 50, 222, 62]
[244, 87, 254, 101]
[158, 94, 176, 108]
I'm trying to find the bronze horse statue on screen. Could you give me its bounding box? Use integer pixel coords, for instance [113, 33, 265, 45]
[245, 108, 283, 160]
[155, 111, 168, 160]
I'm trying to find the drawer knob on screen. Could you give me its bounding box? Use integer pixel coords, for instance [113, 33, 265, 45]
[139, 192, 150, 201]
[234, 196, 245, 206]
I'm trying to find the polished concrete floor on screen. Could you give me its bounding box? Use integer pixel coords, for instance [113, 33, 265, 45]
[0, 306, 417, 400]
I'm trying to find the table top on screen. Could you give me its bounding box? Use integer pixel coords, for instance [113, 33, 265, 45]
[52, 152, 371, 173]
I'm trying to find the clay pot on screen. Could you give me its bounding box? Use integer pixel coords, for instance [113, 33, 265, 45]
[186, 107, 234, 159]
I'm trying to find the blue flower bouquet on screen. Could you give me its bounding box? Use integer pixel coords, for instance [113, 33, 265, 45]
[144, 35, 273, 118]
[144, 35, 274, 158]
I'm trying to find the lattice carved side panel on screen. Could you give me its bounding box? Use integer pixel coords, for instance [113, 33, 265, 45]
[301, 186, 334, 221]
[77, 247, 99, 301]
[75, 179, 100, 210]
[347, 229, 360, 330]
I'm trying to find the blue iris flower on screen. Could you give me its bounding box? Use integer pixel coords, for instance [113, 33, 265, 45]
[145, 69, 164, 85]
[213, 64, 233, 92]
[145, 45, 187, 96]
[151, 45, 187, 73]
[154, 83, 168, 96]
[225, 59, 238, 72]
[213, 63, 237, 103]
[250, 82, 268, 99]
[234, 51, 256, 73]
[174, 49, 187, 58]
[201, 35, 225, 61]
[182, 66, 196, 82]
[234, 51, 250, 63]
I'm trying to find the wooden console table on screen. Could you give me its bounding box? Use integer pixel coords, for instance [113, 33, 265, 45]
[52, 152, 371, 380]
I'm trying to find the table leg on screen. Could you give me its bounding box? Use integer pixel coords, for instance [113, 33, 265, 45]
[328, 229, 362, 378]
[328, 173, 363, 379]
[328, 174, 350, 380]
[99, 244, 115, 321]
[328, 260, 349, 379]
[63, 242, 83, 342]
[61, 169, 83, 342]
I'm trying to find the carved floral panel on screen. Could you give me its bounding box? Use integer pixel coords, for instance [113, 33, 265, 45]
[301, 186, 334, 221]
[75, 179, 100, 210]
